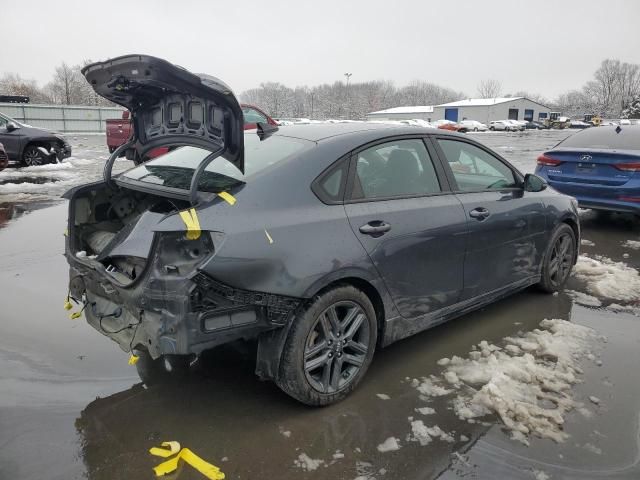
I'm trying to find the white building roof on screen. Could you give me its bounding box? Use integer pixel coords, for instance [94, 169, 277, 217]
[437, 97, 524, 107]
[368, 105, 434, 115]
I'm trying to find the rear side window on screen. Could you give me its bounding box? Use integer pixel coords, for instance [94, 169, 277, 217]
[351, 139, 441, 200]
[559, 126, 640, 150]
[438, 139, 517, 191]
[242, 107, 268, 125]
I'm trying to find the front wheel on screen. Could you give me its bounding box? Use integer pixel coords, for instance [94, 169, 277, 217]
[538, 224, 576, 293]
[276, 286, 377, 406]
[22, 145, 48, 166]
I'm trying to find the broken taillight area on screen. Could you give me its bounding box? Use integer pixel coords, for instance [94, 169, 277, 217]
[65, 182, 301, 359]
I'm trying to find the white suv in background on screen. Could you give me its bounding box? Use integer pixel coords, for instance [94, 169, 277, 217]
[459, 120, 488, 132]
[489, 120, 511, 131]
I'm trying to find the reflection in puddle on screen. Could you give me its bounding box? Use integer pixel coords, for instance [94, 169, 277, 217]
[0, 176, 62, 185]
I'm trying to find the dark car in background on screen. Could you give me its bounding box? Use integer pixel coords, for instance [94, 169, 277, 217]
[525, 120, 547, 130]
[0, 142, 8, 171]
[0, 112, 72, 166]
[536, 125, 640, 213]
[65, 55, 580, 406]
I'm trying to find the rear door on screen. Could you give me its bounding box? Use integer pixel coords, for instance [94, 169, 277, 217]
[344, 137, 467, 320]
[433, 136, 546, 299]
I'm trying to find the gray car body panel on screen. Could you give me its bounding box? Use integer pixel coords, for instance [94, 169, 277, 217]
[65, 123, 579, 368]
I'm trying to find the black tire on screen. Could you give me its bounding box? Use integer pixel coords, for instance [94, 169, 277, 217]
[134, 350, 191, 386]
[22, 145, 49, 167]
[276, 286, 378, 406]
[538, 224, 576, 293]
[473, 127, 478, 132]
[108, 146, 116, 154]
[489, 126, 495, 131]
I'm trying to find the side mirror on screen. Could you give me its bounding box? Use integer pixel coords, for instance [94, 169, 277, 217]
[523, 173, 547, 192]
[6, 122, 19, 132]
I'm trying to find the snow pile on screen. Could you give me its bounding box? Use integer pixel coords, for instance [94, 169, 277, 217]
[411, 377, 452, 397]
[415, 406, 436, 415]
[572, 255, 640, 302]
[580, 239, 595, 247]
[407, 420, 455, 446]
[376, 393, 391, 400]
[377, 437, 401, 452]
[622, 240, 640, 250]
[418, 319, 598, 445]
[566, 290, 602, 307]
[293, 453, 324, 471]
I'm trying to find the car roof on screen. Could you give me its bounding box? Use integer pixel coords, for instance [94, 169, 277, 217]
[264, 123, 443, 142]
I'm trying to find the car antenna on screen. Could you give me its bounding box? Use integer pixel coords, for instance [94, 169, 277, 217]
[257, 122, 278, 141]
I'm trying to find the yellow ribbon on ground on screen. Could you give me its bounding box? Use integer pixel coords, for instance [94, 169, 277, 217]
[149, 441, 181, 458]
[217, 191, 236, 205]
[179, 208, 201, 240]
[151, 447, 225, 479]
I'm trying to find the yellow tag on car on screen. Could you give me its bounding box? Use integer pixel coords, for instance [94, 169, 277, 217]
[179, 208, 201, 240]
[217, 191, 236, 205]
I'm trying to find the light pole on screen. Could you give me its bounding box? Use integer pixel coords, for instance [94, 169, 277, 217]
[344, 73, 352, 119]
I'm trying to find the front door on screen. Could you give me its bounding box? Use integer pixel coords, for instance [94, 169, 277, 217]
[344, 138, 467, 319]
[434, 137, 546, 299]
[0, 114, 23, 161]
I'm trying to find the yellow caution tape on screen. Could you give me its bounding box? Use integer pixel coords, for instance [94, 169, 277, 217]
[69, 311, 82, 320]
[264, 229, 274, 244]
[149, 441, 181, 458]
[152, 447, 225, 479]
[64, 299, 73, 311]
[179, 208, 201, 240]
[217, 191, 236, 206]
[128, 354, 139, 365]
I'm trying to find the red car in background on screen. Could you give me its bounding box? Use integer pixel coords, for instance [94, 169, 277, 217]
[435, 119, 468, 133]
[106, 103, 276, 159]
[0, 142, 8, 172]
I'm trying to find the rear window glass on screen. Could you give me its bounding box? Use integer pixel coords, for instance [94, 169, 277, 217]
[119, 133, 310, 193]
[559, 126, 640, 150]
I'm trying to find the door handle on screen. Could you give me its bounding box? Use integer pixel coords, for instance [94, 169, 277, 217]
[469, 208, 490, 220]
[359, 221, 391, 236]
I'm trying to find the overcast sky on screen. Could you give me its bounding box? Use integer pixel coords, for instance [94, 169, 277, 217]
[2, 0, 639, 99]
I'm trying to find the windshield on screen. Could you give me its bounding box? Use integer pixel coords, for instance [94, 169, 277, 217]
[559, 126, 640, 150]
[119, 133, 311, 193]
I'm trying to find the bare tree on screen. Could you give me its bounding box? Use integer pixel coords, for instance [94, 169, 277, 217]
[477, 79, 502, 98]
[0, 73, 52, 103]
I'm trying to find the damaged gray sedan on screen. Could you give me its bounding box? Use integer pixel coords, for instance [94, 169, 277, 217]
[65, 55, 579, 406]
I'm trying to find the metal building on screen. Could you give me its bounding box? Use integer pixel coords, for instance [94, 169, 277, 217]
[367, 97, 551, 124]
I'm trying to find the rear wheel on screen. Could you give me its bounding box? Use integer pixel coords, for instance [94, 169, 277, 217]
[276, 286, 377, 406]
[489, 126, 495, 131]
[538, 224, 576, 293]
[22, 145, 48, 166]
[473, 127, 478, 132]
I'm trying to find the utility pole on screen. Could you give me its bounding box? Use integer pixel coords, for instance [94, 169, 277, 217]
[344, 73, 352, 119]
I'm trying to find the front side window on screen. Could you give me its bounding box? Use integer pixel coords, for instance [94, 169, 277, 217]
[437, 139, 517, 191]
[352, 139, 441, 199]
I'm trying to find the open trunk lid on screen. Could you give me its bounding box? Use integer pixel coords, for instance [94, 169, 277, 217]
[82, 54, 244, 173]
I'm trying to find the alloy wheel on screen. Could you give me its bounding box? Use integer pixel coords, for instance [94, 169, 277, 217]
[304, 300, 371, 394]
[548, 233, 574, 287]
[24, 149, 44, 166]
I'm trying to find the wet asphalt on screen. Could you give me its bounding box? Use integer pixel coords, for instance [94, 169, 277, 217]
[0, 131, 639, 480]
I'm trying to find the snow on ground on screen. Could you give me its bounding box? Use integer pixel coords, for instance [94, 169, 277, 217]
[407, 420, 455, 446]
[376, 393, 391, 400]
[565, 290, 603, 307]
[411, 377, 453, 397]
[415, 319, 599, 445]
[622, 240, 640, 250]
[293, 453, 324, 471]
[415, 406, 436, 415]
[533, 469, 550, 480]
[377, 437, 401, 452]
[572, 255, 640, 302]
[580, 239, 595, 247]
